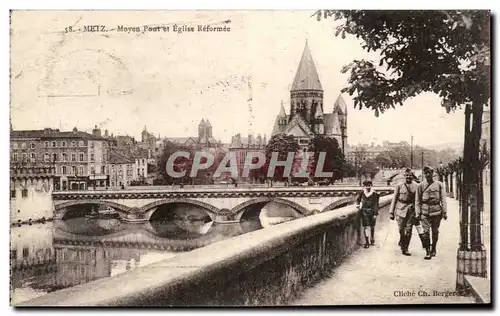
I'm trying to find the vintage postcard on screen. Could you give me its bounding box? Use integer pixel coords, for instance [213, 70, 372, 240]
[9, 10, 491, 306]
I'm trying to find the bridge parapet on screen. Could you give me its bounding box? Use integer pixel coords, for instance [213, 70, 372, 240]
[52, 187, 394, 200]
[21, 195, 394, 306]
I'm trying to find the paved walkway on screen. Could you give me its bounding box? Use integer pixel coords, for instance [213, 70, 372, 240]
[293, 198, 477, 305]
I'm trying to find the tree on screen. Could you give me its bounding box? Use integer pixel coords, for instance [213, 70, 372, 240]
[316, 10, 490, 289]
[156, 141, 194, 185]
[374, 152, 392, 169]
[387, 146, 411, 168]
[264, 134, 299, 181]
[308, 135, 345, 182]
[359, 159, 379, 180]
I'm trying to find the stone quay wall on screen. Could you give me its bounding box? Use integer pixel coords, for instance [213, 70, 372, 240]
[20, 195, 393, 307]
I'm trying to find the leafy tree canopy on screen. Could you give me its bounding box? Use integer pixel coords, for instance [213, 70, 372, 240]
[314, 10, 490, 116]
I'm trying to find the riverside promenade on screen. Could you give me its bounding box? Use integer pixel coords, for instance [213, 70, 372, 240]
[293, 197, 483, 305]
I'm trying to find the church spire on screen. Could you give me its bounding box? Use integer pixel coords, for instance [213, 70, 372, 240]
[291, 41, 323, 91]
[334, 94, 348, 114]
[278, 101, 286, 118]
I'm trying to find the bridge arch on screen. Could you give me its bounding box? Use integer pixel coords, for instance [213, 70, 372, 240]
[231, 197, 309, 221]
[139, 198, 220, 221]
[55, 200, 133, 220]
[321, 197, 356, 213]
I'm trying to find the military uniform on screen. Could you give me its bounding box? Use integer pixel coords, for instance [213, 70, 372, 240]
[415, 179, 447, 258]
[389, 181, 418, 253]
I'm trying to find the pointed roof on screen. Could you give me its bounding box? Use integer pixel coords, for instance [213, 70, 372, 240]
[284, 114, 313, 136]
[333, 95, 348, 114]
[205, 119, 212, 126]
[199, 119, 206, 126]
[291, 42, 323, 91]
[278, 102, 286, 118]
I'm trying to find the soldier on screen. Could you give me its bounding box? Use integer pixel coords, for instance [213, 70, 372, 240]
[389, 168, 418, 256]
[415, 166, 447, 260]
[356, 180, 380, 248]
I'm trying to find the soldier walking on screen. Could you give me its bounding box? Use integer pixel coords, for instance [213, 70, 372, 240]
[389, 168, 418, 256]
[356, 180, 379, 248]
[415, 166, 447, 260]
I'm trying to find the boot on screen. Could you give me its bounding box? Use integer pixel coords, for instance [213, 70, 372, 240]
[401, 235, 411, 256]
[370, 227, 375, 245]
[423, 236, 432, 260]
[431, 234, 438, 257]
[424, 247, 432, 260]
[418, 234, 426, 249]
[364, 236, 370, 248]
[398, 231, 403, 247]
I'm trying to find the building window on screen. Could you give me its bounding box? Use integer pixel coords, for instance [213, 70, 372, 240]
[51, 141, 56, 147]
[119, 170, 123, 176]
[43, 153, 49, 162]
[52, 153, 57, 162]
[62, 153, 67, 161]
[79, 165, 84, 175]
[13, 142, 18, 149]
[72, 166, 77, 175]
[21, 189, 28, 198]
[30, 153, 36, 163]
[71, 141, 76, 147]
[142, 159, 145, 164]
[111, 182, 115, 187]
[79, 141, 84, 147]
[10, 190, 16, 198]
[62, 166, 67, 175]
[13, 153, 18, 162]
[137, 168, 140, 175]
[79, 153, 84, 161]
[44, 141, 49, 148]
[23, 247, 29, 258]
[90, 154, 94, 161]
[61, 141, 66, 147]
[71, 153, 77, 162]
[101, 166, 105, 174]
[21, 143, 26, 149]
[30, 143, 35, 150]
[21, 153, 27, 162]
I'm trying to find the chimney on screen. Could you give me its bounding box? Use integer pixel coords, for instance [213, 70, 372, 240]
[72, 127, 78, 133]
[92, 125, 102, 137]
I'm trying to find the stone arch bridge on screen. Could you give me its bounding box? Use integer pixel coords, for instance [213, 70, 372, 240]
[53, 187, 393, 223]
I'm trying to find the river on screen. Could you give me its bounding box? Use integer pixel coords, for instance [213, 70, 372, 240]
[10, 211, 269, 304]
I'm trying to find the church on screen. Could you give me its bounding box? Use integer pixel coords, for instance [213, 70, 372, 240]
[271, 41, 348, 153]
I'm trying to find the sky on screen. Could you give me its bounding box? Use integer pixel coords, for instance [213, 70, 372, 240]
[10, 10, 466, 148]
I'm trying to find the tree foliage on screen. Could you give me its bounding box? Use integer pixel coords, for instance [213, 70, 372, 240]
[156, 141, 194, 185]
[316, 10, 490, 254]
[314, 10, 490, 116]
[264, 133, 300, 181]
[360, 159, 379, 179]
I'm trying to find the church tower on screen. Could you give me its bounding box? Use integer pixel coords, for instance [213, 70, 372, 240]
[313, 101, 324, 134]
[205, 119, 213, 138]
[333, 95, 348, 153]
[290, 41, 324, 127]
[198, 119, 206, 143]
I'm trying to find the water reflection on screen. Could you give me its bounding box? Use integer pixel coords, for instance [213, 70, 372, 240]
[10, 202, 300, 305]
[10, 217, 259, 305]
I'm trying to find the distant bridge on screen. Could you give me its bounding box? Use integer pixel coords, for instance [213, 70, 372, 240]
[52, 187, 394, 223]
